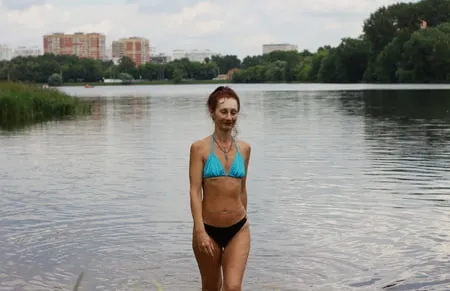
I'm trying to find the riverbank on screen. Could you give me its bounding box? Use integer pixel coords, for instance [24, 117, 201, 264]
[62, 79, 230, 87]
[0, 82, 92, 130]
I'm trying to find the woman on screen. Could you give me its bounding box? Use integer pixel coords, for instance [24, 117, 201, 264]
[189, 86, 251, 291]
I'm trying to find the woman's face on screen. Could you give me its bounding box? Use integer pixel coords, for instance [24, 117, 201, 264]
[212, 97, 239, 131]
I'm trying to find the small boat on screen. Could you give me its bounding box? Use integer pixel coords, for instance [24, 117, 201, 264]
[84, 84, 94, 88]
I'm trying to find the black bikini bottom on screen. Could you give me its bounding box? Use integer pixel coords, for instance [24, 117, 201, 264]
[204, 216, 247, 249]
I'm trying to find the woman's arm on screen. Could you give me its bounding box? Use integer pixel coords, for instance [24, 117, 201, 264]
[189, 141, 206, 233]
[241, 142, 251, 211]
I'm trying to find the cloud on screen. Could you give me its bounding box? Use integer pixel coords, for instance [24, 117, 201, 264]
[162, 2, 223, 36]
[0, 0, 413, 59]
[125, 0, 201, 13]
[1, 0, 46, 10]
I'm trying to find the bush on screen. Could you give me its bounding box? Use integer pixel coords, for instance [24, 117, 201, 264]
[48, 73, 63, 86]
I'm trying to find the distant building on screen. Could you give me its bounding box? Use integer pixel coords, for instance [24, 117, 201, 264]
[188, 49, 213, 62]
[0, 44, 13, 60]
[262, 43, 298, 54]
[43, 32, 106, 60]
[112, 37, 150, 66]
[104, 44, 113, 60]
[172, 49, 187, 60]
[150, 53, 171, 64]
[172, 49, 213, 63]
[227, 68, 240, 80]
[14, 46, 42, 57]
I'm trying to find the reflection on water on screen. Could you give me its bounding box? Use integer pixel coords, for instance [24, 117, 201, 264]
[342, 90, 450, 205]
[0, 85, 449, 291]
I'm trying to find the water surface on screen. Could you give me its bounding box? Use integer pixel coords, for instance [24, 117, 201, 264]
[1, 84, 449, 290]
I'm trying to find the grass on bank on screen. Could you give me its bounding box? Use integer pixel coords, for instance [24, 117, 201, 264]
[0, 82, 92, 130]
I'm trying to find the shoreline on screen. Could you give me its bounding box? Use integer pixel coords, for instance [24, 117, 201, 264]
[61, 80, 231, 87]
[53, 80, 450, 88]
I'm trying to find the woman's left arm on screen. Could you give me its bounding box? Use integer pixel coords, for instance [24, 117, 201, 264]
[241, 142, 251, 211]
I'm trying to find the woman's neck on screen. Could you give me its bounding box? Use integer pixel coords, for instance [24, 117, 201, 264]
[213, 129, 232, 144]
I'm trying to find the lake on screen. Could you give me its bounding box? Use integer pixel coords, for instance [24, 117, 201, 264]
[0, 84, 449, 291]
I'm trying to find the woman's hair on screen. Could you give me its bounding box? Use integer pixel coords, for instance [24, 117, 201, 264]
[206, 86, 241, 137]
[206, 86, 241, 114]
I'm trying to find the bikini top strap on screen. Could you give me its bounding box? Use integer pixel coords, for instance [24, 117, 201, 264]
[210, 134, 214, 153]
[234, 137, 240, 153]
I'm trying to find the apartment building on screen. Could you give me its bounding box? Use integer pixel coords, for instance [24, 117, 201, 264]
[112, 37, 150, 66]
[150, 53, 171, 64]
[13, 46, 42, 57]
[172, 49, 213, 62]
[0, 45, 13, 61]
[262, 43, 298, 54]
[43, 32, 106, 60]
[105, 45, 113, 60]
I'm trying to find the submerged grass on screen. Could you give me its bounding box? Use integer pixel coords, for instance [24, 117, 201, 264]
[0, 82, 91, 130]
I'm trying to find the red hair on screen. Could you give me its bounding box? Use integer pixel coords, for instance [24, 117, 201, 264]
[206, 86, 241, 114]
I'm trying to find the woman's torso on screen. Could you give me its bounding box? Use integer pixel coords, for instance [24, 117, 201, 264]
[200, 135, 247, 227]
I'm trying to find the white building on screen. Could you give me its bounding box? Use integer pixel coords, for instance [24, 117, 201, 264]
[0, 44, 13, 61]
[150, 53, 171, 64]
[172, 49, 187, 60]
[149, 47, 171, 63]
[104, 44, 113, 61]
[188, 49, 213, 62]
[172, 49, 213, 63]
[13, 46, 42, 57]
[262, 43, 298, 54]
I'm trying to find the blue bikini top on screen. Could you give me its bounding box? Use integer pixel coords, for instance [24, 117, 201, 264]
[202, 135, 246, 179]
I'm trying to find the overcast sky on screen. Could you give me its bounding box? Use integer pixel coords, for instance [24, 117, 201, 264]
[0, 0, 416, 59]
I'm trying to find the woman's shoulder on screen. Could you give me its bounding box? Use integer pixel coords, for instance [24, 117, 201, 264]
[236, 139, 251, 154]
[190, 136, 211, 154]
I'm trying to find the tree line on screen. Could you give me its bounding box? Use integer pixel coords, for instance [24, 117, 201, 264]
[0, 0, 448, 84]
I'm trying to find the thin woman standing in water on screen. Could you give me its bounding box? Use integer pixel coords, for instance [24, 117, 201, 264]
[189, 86, 251, 291]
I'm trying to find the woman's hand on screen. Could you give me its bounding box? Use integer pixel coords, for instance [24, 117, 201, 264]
[195, 230, 215, 257]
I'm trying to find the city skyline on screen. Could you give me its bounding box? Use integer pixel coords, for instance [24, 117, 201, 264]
[1, 32, 226, 63]
[1, 0, 417, 59]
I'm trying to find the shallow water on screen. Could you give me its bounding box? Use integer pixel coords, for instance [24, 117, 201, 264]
[0, 84, 449, 290]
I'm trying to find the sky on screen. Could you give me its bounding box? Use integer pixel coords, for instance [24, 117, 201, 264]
[0, 0, 415, 59]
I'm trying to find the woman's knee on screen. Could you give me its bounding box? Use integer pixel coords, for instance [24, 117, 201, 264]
[202, 275, 222, 291]
[223, 280, 242, 291]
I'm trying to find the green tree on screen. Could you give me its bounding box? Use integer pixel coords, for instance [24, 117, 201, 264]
[363, 2, 419, 55]
[334, 37, 370, 83]
[397, 23, 450, 82]
[172, 68, 184, 84]
[48, 73, 63, 86]
[211, 54, 241, 74]
[372, 29, 411, 82]
[118, 72, 133, 84]
[117, 56, 137, 77]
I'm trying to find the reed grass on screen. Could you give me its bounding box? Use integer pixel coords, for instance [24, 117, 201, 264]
[0, 82, 91, 129]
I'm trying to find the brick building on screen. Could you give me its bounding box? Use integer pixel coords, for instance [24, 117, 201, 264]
[112, 37, 150, 66]
[43, 32, 106, 60]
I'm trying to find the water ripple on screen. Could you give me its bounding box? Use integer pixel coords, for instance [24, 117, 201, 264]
[1, 86, 449, 290]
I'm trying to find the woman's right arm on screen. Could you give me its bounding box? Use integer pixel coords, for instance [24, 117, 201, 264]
[189, 141, 205, 233]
